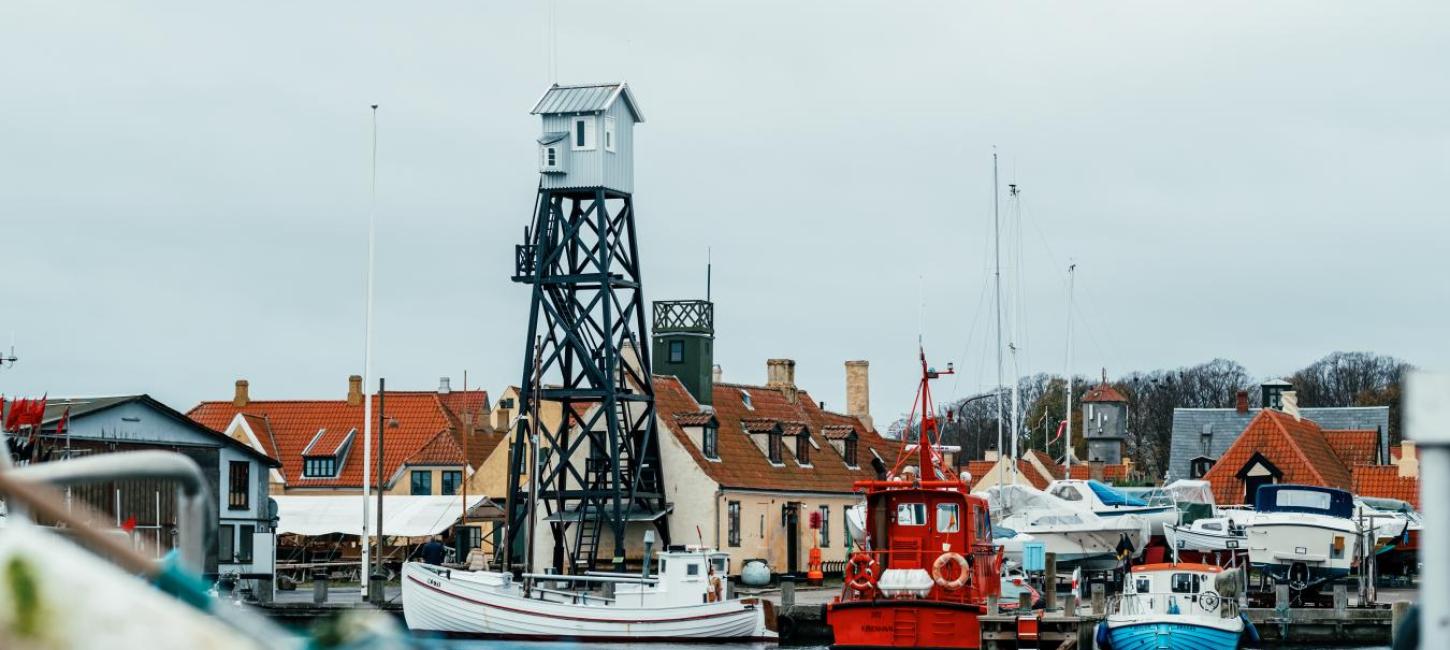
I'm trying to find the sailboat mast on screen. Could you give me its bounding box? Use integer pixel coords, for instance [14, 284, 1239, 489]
[1008, 183, 1021, 484]
[1064, 263, 1076, 474]
[992, 152, 1004, 490]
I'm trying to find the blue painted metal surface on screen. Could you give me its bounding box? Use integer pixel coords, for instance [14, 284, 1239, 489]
[1022, 541, 1046, 571]
[1107, 620, 1240, 650]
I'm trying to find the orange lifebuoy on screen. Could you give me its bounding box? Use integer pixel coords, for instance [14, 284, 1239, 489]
[846, 552, 879, 594]
[932, 552, 970, 590]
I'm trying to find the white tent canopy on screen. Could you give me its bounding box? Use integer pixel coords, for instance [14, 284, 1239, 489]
[274, 495, 489, 537]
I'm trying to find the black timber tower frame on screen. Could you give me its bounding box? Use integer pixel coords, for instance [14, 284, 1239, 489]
[505, 184, 670, 573]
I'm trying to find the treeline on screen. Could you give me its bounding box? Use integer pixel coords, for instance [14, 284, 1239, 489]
[934, 351, 1410, 478]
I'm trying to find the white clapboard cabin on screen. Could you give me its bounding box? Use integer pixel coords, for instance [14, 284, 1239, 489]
[531, 82, 644, 195]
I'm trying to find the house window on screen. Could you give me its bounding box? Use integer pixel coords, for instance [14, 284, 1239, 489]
[228, 461, 250, 510]
[219, 524, 235, 563]
[604, 116, 616, 152]
[796, 432, 810, 465]
[768, 432, 783, 465]
[703, 425, 719, 460]
[669, 340, 684, 363]
[238, 525, 255, 563]
[844, 435, 859, 468]
[303, 457, 336, 478]
[819, 506, 831, 547]
[572, 117, 596, 150]
[410, 470, 432, 495]
[441, 470, 463, 496]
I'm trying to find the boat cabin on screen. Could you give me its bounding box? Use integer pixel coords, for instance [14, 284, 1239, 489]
[1049, 479, 1155, 510]
[611, 547, 731, 608]
[861, 485, 997, 600]
[1253, 484, 1353, 519]
[1120, 563, 1233, 617]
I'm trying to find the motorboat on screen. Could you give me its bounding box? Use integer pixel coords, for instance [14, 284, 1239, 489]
[1045, 479, 1179, 536]
[983, 483, 1151, 571]
[1097, 563, 1253, 650]
[1244, 484, 1359, 591]
[1164, 512, 1251, 552]
[401, 546, 775, 641]
[826, 350, 1002, 649]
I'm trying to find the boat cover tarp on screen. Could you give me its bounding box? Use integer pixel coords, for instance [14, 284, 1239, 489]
[1087, 480, 1148, 507]
[1163, 480, 1216, 507]
[1254, 484, 1353, 518]
[274, 495, 489, 537]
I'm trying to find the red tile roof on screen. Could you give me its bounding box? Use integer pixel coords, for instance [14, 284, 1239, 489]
[1082, 383, 1128, 403]
[403, 429, 469, 467]
[822, 424, 856, 440]
[673, 412, 715, 427]
[964, 460, 996, 481]
[1202, 409, 1354, 505]
[240, 413, 281, 460]
[1352, 464, 1420, 508]
[1324, 429, 1378, 468]
[655, 377, 893, 492]
[189, 390, 486, 489]
[1066, 463, 1130, 482]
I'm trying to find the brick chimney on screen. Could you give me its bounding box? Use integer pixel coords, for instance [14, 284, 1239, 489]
[1398, 441, 1419, 478]
[233, 380, 250, 407]
[767, 359, 798, 403]
[712, 364, 723, 383]
[347, 374, 364, 406]
[1235, 390, 1248, 414]
[845, 360, 872, 429]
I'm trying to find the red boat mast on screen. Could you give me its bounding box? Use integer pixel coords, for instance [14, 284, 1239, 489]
[890, 347, 956, 482]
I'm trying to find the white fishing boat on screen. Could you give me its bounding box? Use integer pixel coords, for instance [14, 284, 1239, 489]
[1097, 563, 1253, 650]
[1244, 484, 1359, 590]
[1046, 479, 1179, 536]
[983, 484, 1150, 571]
[401, 546, 776, 641]
[1164, 512, 1251, 552]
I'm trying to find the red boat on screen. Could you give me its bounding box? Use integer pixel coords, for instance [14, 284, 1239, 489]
[826, 349, 1002, 649]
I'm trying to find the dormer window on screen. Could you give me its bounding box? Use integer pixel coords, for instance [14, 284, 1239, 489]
[796, 430, 810, 465]
[303, 457, 336, 478]
[845, 435, 859, 468]
[768, 431, 783, 465]
[299, 427, 355, 479]
[703, 424, 719, 460]
[740, 390, 753, 411]
[572, 117, 596, 150]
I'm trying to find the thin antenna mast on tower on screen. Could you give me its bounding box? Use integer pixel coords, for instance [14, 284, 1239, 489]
[360, 104, 379, 593]
[707, 247, 712, 303]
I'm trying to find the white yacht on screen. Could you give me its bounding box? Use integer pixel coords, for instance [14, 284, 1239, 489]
[982, 484, 1150, 571]
[1245, 484, 1359, 590]
[401, 546, 776, 641]
[1045, 479, 1179, 536]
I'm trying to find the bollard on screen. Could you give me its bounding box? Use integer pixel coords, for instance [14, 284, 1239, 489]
[312, 570, 329, 604]
[1391, 600, 1411, 641]
[1064, 593, 1077, 617]
[1044, 552, 1058, 612]
[1019, 591, 1032, 610]
[781, 577, 796, 609]
[1333, 583, 1348, 615]
[987, 594, 998, 616]
[1091, 582, 1105, 616]
[1274, 584, 1291, 614]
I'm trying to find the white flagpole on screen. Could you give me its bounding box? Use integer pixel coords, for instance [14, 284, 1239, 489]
[360, 104, 379, 593]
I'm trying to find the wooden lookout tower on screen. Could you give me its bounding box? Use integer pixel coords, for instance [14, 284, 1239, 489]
[505, 83, 668, 573]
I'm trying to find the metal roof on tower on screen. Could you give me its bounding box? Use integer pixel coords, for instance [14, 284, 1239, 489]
[530, 82, 645, 122]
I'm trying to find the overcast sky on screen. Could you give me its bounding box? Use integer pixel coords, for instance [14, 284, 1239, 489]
[3, 2, 1447, 421]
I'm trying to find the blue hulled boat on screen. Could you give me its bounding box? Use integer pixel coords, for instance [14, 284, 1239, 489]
[1097, 563, 1254, 650]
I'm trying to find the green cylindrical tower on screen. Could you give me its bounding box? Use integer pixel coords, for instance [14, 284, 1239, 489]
[652, 300, 714, 406]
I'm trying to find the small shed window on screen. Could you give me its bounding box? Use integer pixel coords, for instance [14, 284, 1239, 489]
[604, 116, 616, 152]
[669, 340, 684, 363]
[573, 117, 596, 150]
[541, 146, 559, 170]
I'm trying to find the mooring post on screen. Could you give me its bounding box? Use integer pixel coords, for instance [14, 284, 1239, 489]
[1333, 583, 1348, 616]
[312, 570, 328, 604]
[781, 576, 796, 609]
[1019, 591, 1032, 610]
[1392, 600, 1411, 641]
[1091, 582, 1105, 615]
[987, 594, 999, 616]
[1274, 584, 1290, 613]
[1044, 552, 1058, 612]
[1065, 593, 1078, 617]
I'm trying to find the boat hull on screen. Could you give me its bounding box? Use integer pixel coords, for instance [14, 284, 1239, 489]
[1103, 617, 1242, 650]
[1245, 515, 1358, 584]
[827, 599, 984, 649]
[401, 564, 775, 641]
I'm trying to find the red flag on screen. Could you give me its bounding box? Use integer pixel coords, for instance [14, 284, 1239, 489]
[121, 516, 137, 533]
[29, 395, 47, 428]
[0, 395, 5, 431]
[56, 407, 70, 436]
[5, 398, 25, 430]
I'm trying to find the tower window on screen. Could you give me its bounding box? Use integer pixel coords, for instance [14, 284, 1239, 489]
[604, 116, 616, 152]
[541, 146, 559, 169]
[573, 117, 596, 150]
[669, 340, 684, 363]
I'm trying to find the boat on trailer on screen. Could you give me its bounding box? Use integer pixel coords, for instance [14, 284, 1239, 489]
[1244, 484, 1359, 591]
[1097, 562, 1251, 650]
[402, 546, 775, 641]
[826, 349, 1002, 649]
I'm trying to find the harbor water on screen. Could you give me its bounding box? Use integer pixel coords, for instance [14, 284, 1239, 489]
[411, 640, 1388, 650]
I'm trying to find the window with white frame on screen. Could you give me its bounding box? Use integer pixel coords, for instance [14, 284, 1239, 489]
[541, 145, 559, 170]
[573, 117, 596, 150]
[819, 506, 830, 547]
[604, 116, 616, 152]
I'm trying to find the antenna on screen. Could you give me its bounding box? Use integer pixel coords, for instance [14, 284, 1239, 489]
[0, 333, 16, 369]
[706, 247, 712, 302]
